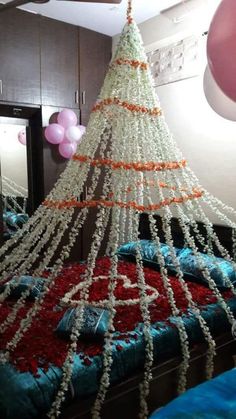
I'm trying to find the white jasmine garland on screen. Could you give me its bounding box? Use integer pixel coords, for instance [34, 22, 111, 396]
[0, 4, 236, 419]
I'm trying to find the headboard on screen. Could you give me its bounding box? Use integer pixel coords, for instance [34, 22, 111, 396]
[139, 213, 233, 257]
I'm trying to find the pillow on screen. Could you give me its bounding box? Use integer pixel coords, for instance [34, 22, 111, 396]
[4, 211, 29, 230]
[178, 248, 236, 289]
[0, 275, 45, 300]
[118, 240, 236, 289]
[117, 240, 181, 271]
[56, 305, 110, 340]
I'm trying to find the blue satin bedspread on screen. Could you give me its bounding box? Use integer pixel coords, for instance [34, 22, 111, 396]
[150, 368, 236, 418]
[1, 298, 236, 419]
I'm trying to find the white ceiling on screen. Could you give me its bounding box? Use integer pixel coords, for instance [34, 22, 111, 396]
[1, 0, 182, 36]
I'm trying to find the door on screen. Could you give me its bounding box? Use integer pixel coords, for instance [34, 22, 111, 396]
[79, 27, 112, 125]
[79, 28, 112, 258]
[40, 17, 79, 108]
[0, 9, 40, 105]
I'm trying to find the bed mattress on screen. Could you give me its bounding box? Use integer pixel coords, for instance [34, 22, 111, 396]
[0, 257, 235, 419]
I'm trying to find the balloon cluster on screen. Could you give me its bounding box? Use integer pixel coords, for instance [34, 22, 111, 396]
[44, 109, 86, 159]
[204, 0, 236, 121]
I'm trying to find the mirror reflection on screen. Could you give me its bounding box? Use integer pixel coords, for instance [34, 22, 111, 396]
[0, 117, 29, 241]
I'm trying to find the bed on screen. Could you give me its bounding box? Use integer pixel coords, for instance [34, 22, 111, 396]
[0, 215, 236, 419]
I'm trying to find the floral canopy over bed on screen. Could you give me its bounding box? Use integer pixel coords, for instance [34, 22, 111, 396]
[1, 1, 236, 418]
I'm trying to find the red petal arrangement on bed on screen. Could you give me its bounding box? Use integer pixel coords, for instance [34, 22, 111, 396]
[0, 257, 232, 376]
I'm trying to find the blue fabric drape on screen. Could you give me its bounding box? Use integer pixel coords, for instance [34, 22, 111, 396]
[150, 368, 236, 419]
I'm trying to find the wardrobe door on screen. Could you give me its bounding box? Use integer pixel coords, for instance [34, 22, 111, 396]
[40, 17, 79, 108]
[79, 27, 112, 125]
[0, 10, 40, 105]
[79, 28, 112, 259]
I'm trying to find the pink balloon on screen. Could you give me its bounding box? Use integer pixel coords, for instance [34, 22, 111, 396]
[18, 129, 26, 145]
[57, 109, 77, 129]
[58, 141, 77, 159]
[203, 66, 236, 121]
[207, 0, 236, 101]
[45, 124, 64, 145]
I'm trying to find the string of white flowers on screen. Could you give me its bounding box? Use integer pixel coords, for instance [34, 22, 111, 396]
[203, 196, 236, 229]
[4, 213, 79, 352]
[232, 229, 236, 262]
[91, 206, 121, 419]
[164, 216, 216, 379]
[48, 206, 112, 418]
[148, 213, 190, 393]
[131, 117, 154, 418]
[187, 199, 236, 274]
[142, 190, 191, 391]
[165, 161, 225, 246]
[175, 209, 235, 325]
[105, 119, 127, 252]
[3, 127, 112, 358]
[179, 164, 236, 222]
[0, 118, 110, 280]
[204, 190, 236, 219]
[152, 114, 224, 376]
[132, 213, 154, 418]
[0, 205, 48, 261]
[3, 197, 25, 219]
[138, 113, 191, 392]
[116, 114, 132, 247]
[152, 109, 236, 296]
[0, 206, 62, 279]
[47, 210, 110, 416]
[166, 169, 236, 352]
[2, 176, 27, 215]
[152, 168, 217, 378]
[2, 175, 27, 195]
[184, 167, 236, 229]
[174, 168, 236, 287]
[0, 210, 73, 333]
[5, 212, 89, 357]
[48, 127, 115, 417]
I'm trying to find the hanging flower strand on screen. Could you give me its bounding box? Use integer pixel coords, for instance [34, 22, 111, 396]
[127, 0, 133, 24]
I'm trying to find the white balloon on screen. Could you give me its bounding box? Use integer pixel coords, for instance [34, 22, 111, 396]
[78, 125, 86, 135]
[203, 65, 236, 121]
[65, 125, 83, 143]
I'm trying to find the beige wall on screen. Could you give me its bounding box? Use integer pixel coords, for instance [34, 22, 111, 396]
[113, 1, 220, 53]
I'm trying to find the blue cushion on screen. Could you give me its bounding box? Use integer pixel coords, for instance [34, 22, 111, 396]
[0, 275, 45, 299]
[56, 306, 110, 340]
[3, 211, 29, 230]
[117, 240, 236, 289]
[117, 240, 181, 271]
[178, 248, 236, 289]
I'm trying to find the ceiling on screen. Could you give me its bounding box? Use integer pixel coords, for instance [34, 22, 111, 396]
[0, 0, 182, 36]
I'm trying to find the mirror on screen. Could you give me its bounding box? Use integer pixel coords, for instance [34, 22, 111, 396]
[0, 104, 44, 245]
[0, 117, 29, 241]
